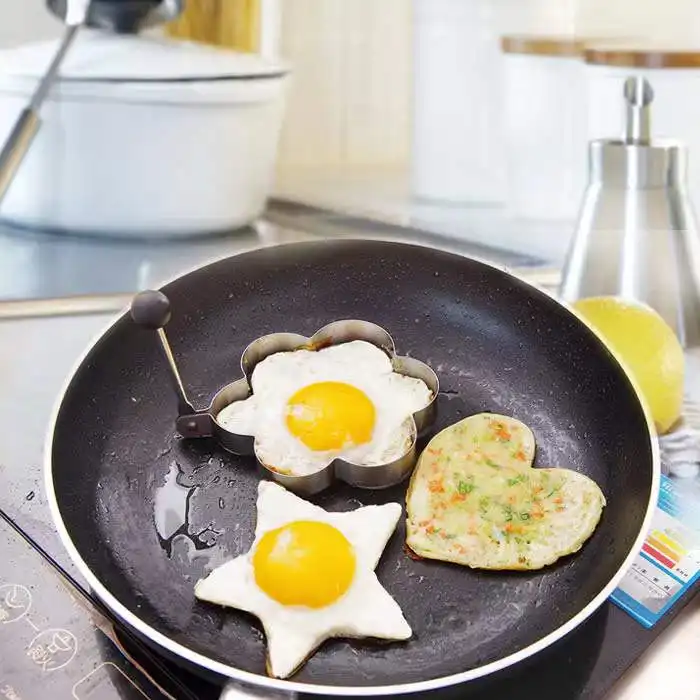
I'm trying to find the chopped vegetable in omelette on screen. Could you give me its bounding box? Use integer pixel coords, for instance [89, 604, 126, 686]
[405, 414, 606, 570]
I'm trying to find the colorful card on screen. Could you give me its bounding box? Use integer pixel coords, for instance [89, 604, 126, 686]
[611, 474, 700, 627]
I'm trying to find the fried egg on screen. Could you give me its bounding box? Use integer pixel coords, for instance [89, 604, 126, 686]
[217, 340, 433, 476]
[406, 414, 606, 570]
[194, 481, 411, 678]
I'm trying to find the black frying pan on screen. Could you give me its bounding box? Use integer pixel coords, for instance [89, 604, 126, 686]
[46, 240, 658, 697]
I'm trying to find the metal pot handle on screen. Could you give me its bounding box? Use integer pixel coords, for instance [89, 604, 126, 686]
[219, 681, 298, 699]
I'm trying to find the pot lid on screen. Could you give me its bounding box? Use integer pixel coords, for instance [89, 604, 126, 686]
[0, 29, 288, 83]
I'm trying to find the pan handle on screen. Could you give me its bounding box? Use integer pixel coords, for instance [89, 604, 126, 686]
[219, 681, 298, 699]
[131, 290, 197, 417]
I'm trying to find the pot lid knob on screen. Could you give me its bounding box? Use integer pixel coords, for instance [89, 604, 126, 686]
[46, 0, 183, 34]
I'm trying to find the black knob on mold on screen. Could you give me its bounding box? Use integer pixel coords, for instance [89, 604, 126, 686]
[131, 290, 172, 330]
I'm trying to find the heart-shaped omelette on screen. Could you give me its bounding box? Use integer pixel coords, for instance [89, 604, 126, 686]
[405, 413, 606, 570]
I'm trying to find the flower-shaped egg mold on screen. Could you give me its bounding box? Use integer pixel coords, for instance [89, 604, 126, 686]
[131, 291, 439, 496]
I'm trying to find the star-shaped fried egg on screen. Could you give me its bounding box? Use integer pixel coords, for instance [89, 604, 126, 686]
[217, 340, 434, 478]
[194, 481, 412, 678]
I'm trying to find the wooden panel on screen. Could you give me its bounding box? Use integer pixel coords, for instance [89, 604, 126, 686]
[585, 46, 700, 68]
[340, 0, 411, 165]
[276, 0, 410, 169]
[164, 0, 261, 52]
[276, 0, 345, 167]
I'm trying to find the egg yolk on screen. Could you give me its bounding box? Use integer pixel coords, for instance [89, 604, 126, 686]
[252, 520, 356, 608]
[285, 381, 375, 452]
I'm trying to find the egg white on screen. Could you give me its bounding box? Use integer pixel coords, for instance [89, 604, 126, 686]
[194, 480, 412, 679]
[217, 341, 433, 476]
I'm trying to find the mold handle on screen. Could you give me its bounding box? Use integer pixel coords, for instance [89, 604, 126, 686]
[131, 290, 196, 416]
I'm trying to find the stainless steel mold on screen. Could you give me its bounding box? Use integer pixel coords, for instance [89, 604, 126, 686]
[130, 289, 439, 496]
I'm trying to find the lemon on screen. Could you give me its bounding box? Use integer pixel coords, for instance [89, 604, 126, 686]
[572, 296, 684, 435]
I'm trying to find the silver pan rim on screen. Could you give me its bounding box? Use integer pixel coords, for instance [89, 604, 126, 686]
[43, 239, 661, 696]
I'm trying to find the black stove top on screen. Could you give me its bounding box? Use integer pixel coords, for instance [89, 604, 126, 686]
[0, 509, 220, 700]
[2, 505, 697, 700]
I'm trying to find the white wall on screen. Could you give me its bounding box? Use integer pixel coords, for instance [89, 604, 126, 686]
[576, 0, 700, 43]
[497, 0, 576, 35]
[2, 0, 699, 172]
[0, 0, 62, 47]
[497, 0, 700, 42]
[274, 0, 700, 174]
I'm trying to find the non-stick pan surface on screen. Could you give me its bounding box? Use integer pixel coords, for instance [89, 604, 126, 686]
[47, 240, 657, 695]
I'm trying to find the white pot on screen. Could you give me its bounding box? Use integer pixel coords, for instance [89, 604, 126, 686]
[0, 30, 290, 238]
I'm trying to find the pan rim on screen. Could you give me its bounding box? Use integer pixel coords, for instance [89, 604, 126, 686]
[44, 239, 660, 696]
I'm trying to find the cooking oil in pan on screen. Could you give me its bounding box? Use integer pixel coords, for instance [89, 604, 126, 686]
[152, 462, 222, 555]
[154, 462, 190, 542]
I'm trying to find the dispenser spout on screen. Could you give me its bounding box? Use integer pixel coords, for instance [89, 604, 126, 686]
[623, 76, 653, 144]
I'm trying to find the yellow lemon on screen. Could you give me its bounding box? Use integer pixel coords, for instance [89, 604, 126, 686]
[572, 296, 684, 435]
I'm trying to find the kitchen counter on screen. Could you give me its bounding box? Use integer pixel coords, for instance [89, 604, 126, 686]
[274, 165, 574, 263]
[0, 200, 544, 308]
[0, 211, 695, 699]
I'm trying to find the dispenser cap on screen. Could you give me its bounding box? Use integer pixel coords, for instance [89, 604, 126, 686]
[588, 75, 687, 188]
